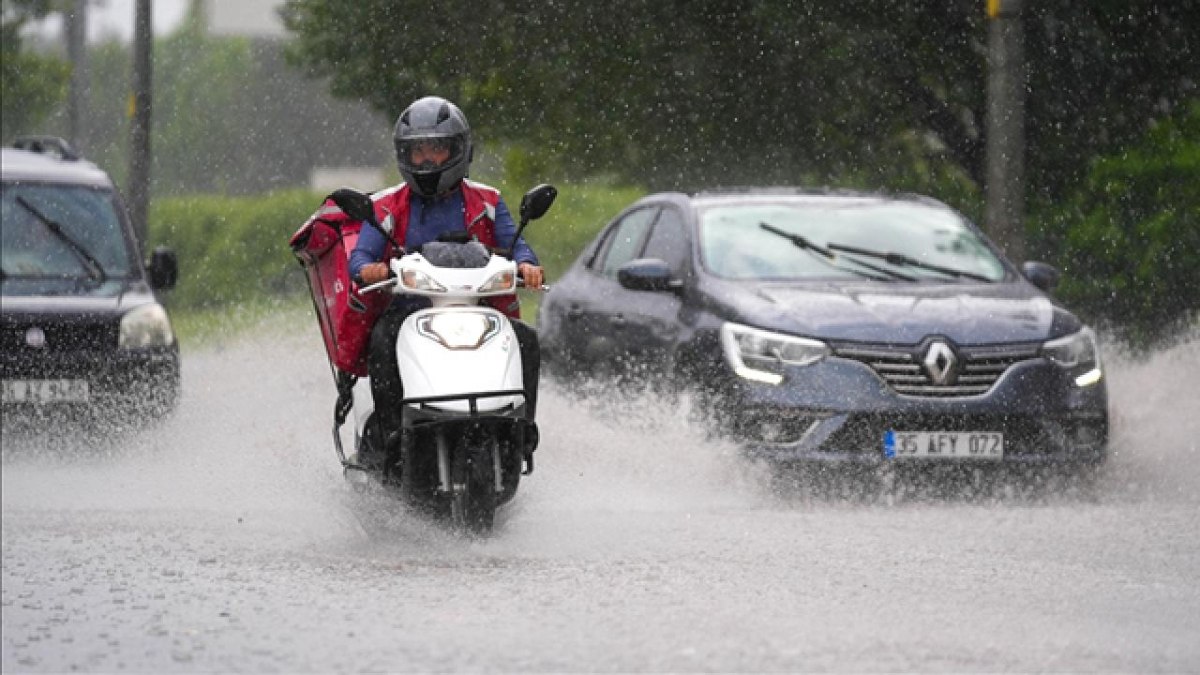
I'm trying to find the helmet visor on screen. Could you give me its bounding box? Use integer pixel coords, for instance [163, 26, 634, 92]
[397, 136, 465, 173]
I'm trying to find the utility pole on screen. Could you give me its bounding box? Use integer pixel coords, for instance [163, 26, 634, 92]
[64, 0, 88, 151]
[985, 0, 1026, 262]
[129, 0, 153, 246]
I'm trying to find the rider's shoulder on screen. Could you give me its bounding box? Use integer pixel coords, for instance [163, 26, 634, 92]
[462, 178, 500, 197]
[374, 182, 407, 200]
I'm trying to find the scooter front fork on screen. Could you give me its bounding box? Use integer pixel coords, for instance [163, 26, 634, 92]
[434, 427, 504, 495]
[436, 431, 453, 494]
[492, 441, 504, 494]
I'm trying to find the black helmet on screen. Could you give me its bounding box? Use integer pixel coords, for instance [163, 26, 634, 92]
[393, 96, 472, 198]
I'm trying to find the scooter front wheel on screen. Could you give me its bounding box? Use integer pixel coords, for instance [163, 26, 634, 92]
[448, 435, 498, 534]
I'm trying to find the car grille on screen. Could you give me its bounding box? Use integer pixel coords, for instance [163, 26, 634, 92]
[1, 318, 119, 353]
[833, 341, 1041, 398]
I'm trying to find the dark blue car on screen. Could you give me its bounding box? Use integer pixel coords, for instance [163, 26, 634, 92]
[538, 189, 1108, 471]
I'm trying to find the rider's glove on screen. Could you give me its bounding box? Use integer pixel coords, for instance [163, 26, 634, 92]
[518, 262, 544, 290]
[358, 262, 391, 285]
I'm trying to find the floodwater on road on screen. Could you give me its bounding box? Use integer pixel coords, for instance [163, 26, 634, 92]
[3, 313, 1199, 672]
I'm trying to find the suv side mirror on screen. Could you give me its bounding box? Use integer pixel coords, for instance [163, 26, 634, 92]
[618, 258, 681, 293]
[147, 246, 178, 290]
[519, 184, 558, 223]
[1022, 261, 1060, 293]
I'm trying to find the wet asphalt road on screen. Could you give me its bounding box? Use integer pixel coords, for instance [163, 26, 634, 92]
[3, 315, 1199, 672]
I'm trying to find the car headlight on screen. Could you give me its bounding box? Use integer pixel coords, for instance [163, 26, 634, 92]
[720, 322, 829, 385]
[416, 312, 501, 350]
[119, 303, 175, 349]
[1042, 327, 1103, 387]
[478, 269, 516, 293]
[400, 268, 446, 292]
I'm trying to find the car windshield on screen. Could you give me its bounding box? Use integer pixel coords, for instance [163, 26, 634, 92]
[1, 183, 135, 281]
[698, 199, 1008, 282]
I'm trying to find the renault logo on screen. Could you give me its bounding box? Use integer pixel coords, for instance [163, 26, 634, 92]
[923, 340, 958, 385]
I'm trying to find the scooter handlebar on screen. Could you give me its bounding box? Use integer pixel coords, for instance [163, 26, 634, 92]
[516, 277, 550, 292]
[358, 276, 398, 294]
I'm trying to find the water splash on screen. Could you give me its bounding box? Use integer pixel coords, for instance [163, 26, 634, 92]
[3, 314, 1197, 553]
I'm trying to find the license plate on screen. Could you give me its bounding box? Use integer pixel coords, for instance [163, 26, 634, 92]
[1, 379, 90, 403]
[884, 430, 1004, 460]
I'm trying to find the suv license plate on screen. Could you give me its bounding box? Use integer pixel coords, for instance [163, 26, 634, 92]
[884, 431, 1004, 460]
[2, 379, 90, 403]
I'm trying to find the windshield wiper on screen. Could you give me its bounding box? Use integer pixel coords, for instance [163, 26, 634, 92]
[14, 196, 108, 285]
[760, 222, 833, 258]
[758, 222, 900, 281]
[824, 241, 993, 282]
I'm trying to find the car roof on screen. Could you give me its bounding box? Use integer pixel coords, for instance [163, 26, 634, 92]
[687, 187, 950, 210]
[1, 147, 114, 188]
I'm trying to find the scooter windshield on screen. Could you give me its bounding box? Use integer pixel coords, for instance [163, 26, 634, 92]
[420, 240, 491, 269]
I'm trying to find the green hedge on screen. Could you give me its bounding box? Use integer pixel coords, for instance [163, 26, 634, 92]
[148, 189, 320, 310]
[147, 181, 643, 316]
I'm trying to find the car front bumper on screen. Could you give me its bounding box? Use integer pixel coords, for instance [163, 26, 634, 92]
[716, 355, 1108, 466]
[1, 346, 181, 418]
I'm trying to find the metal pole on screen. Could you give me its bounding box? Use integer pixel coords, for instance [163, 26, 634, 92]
[129, 0, 153, 247]
[984, 0, 1026, 262]
[65, 0, 89, 152]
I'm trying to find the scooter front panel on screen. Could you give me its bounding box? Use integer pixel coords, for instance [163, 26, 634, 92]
[396, 307, 524, 412]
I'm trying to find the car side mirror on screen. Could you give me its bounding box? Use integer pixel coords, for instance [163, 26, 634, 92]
[519, 184, 558, 223]
[327, 188, 376, 224]
[147, 246, 178, 290]
[618, 258, 681, 293]
[1022, 261, 1060, 293]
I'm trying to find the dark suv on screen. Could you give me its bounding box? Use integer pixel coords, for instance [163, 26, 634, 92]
[1, 137, 180, 420]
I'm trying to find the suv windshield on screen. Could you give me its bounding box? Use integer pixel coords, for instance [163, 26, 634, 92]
[1, 184, 135, 282]
[698, 199, 1007, 282]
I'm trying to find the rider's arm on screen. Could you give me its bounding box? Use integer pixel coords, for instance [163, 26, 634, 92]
[348, 222, 387, 285]
[494, 198, 539, 266]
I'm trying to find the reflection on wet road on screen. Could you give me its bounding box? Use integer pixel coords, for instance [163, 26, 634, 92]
[4, 315, 1199, 672]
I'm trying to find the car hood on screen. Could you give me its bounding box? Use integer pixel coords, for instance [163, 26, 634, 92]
[718, 280, 1079, 345]
[1, 279, 158, 319]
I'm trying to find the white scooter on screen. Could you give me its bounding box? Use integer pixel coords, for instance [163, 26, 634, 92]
[326, 185, 555, 533]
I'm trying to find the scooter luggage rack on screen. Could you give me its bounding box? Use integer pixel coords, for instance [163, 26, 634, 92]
[334, 388, 528, 473]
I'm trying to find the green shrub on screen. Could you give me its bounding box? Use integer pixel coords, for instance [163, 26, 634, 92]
[1038, 101, 1200, 348]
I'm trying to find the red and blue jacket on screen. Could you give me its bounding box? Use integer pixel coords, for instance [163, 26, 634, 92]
[289, 179, 536, 376]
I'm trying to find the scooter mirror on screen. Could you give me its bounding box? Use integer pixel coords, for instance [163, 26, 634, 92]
[519, 184, 558, 223]
[327, 188, 376, 223]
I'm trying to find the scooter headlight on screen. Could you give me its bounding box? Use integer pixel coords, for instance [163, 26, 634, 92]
[720, 322, 829, 385]
[416, 312, 502, 350]
[478, 269, 516, 293]
[400, 268, 446, 292]
[1042, 326, 1103, 387]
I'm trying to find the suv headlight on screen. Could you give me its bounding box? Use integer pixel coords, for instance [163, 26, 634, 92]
[720, 322, 829, 385]
[1042, 327, 1103, 387]
[119, 303, 175, 349]
[416, 312, 501, 350]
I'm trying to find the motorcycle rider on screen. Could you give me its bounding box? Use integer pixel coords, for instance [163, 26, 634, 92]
[348, 96, 544, 454]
